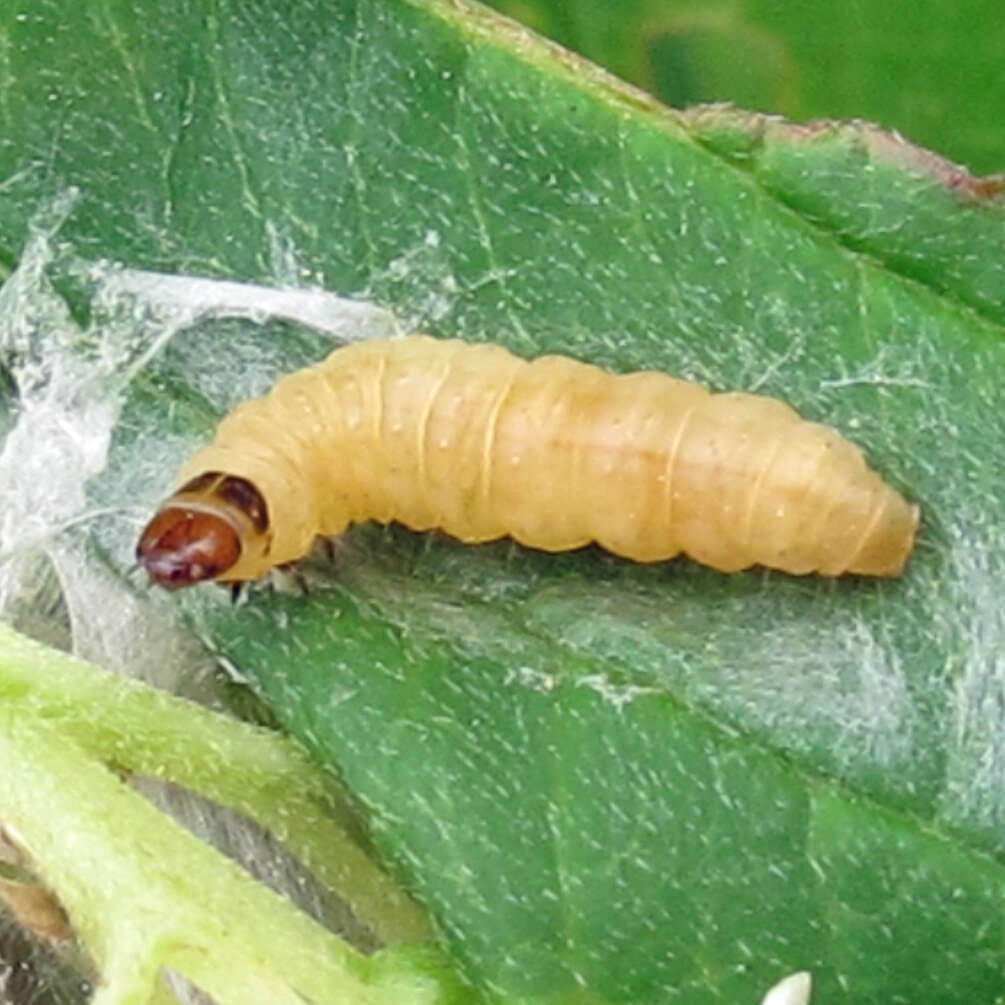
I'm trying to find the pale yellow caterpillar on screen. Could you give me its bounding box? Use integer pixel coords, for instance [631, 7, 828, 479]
[137, 335, 919, 588]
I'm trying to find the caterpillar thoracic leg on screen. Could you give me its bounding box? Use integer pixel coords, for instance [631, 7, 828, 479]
[137, 336, 920, 588]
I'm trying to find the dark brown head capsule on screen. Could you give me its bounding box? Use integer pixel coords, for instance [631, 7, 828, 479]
[136, 507, 241, 589]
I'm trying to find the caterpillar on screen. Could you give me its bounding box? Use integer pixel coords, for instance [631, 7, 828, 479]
[137, 335, 919, 588]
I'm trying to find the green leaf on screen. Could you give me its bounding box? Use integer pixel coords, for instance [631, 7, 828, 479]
[2, 0, 1004, 1002]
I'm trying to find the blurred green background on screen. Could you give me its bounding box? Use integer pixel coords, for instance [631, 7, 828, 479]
[487, 0, 1005, 175]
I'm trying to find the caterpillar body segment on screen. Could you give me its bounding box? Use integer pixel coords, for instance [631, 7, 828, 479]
[137, 335, 919, 588]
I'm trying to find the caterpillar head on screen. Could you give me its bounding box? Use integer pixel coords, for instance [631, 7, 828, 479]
[137, 473, 270, 589]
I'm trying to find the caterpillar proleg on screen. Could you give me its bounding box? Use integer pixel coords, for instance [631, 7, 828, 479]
[137, 335, 919, 588]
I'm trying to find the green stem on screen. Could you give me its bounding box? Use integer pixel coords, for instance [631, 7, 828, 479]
[0, 622, 431, 945]
[0, 703, 385, 1002]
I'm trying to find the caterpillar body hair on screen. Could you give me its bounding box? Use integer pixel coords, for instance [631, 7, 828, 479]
[137, 335, 919, 588]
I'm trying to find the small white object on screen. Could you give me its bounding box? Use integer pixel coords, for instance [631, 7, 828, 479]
[760, 970, 812, 1005]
